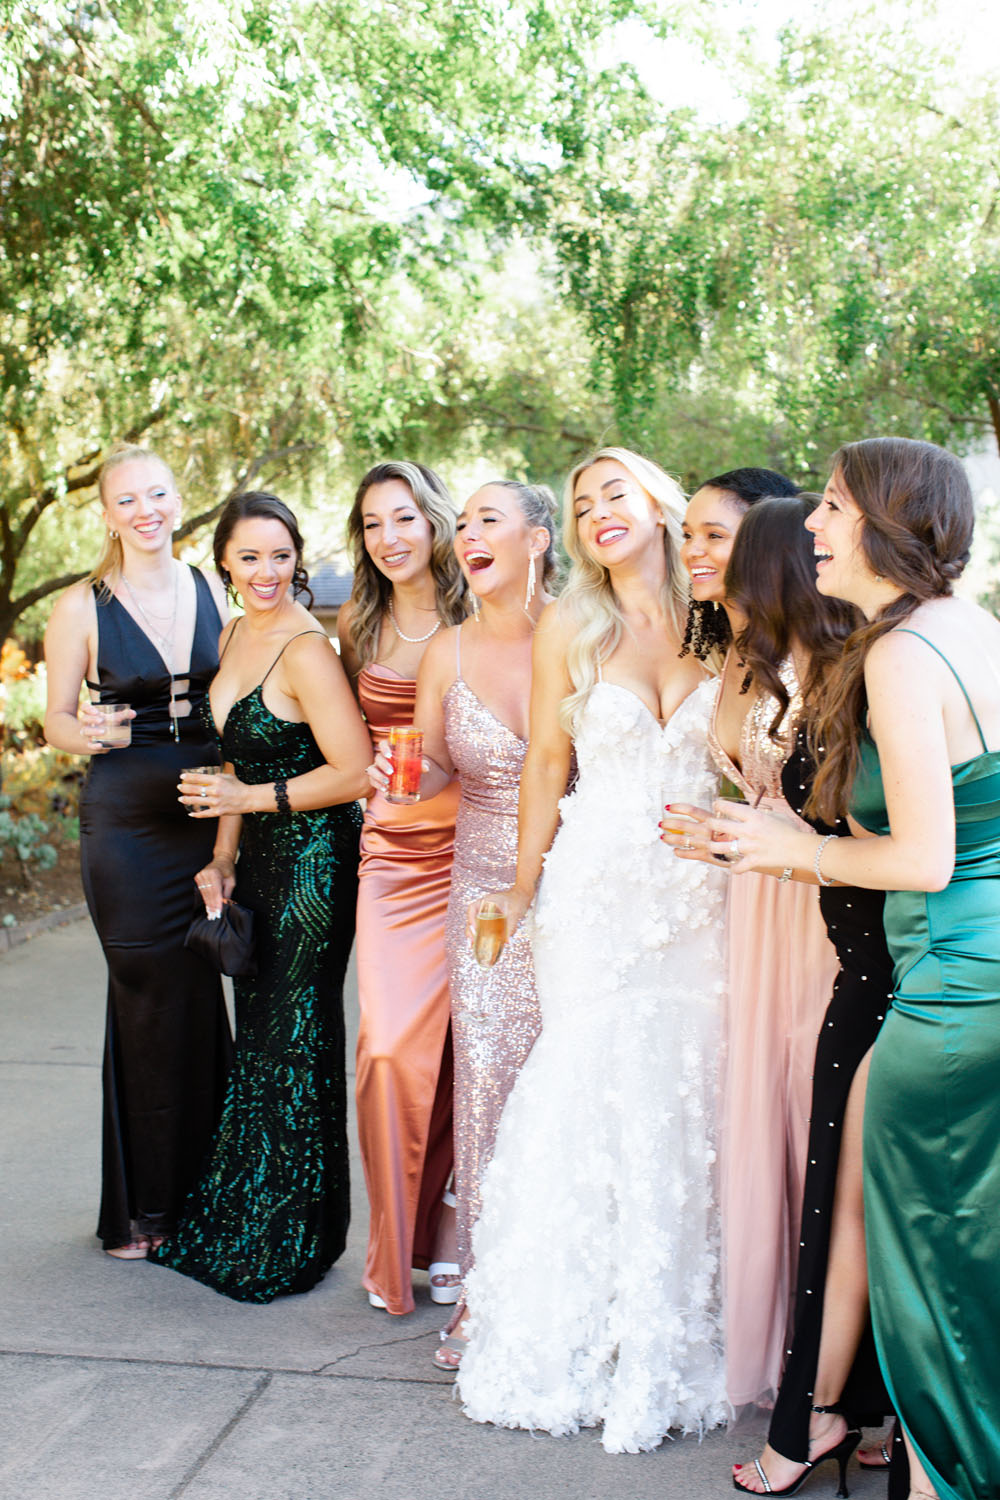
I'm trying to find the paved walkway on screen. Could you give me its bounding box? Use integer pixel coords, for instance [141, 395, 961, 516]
[0, 919, 889, 1500]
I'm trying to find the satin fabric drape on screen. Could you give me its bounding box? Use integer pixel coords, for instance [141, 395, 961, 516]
[855, 732, 1000, 1500]
[355, 664, 460, 1313]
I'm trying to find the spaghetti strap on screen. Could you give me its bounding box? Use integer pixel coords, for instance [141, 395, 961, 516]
[259, 630, 327, 688]
[455, 622, 463, 679]
[894, 629, 989, 752]
[217, 617, 242, 666]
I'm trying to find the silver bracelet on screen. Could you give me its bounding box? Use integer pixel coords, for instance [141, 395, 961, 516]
[814, 833, 837, 887]
[778, 866, 794, 883]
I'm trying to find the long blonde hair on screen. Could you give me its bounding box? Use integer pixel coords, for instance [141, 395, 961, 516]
[344, 460, 467, 667]
[86, 445, 178, 599]
[558, 447, 688, 732]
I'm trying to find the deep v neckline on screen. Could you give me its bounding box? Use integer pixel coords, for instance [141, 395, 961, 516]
[446, 676, 527, 745]
[105, 581, 194, 681]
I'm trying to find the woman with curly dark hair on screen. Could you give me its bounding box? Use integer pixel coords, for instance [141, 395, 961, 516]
[338, 460, 468, 1316]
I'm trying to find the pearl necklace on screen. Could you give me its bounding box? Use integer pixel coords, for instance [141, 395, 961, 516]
[121, 564, 181, 741]
[388, 599, 441, 644]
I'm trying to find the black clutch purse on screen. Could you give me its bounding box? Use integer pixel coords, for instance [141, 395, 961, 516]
[184, 896, 257, 977]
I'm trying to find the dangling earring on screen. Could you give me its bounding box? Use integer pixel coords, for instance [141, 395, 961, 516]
[524, 555, 536, 609]
[471, 591, 480, 622]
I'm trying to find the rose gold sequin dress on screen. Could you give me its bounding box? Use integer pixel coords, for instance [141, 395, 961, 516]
[442, 635, 542, 1276]
[355, 664, 461, 1314]
[707, 655, 839, 1411]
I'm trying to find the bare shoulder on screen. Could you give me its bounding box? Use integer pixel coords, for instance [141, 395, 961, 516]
[284, 626, 338, 667]
[535, 599, 575, 652]
[47, 579, 96, 631]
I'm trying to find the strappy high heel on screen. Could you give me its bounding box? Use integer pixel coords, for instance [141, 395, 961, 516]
[732, 1407, 861, 1498]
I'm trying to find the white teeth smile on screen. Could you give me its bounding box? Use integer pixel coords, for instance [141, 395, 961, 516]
[814, 548, 833, 561]
[383, 551, 409, 566]
[597, 528, 628, 545]
[465, 550, 493, 571]
[690, 568, 716, 577]
[253, 583, 279, 597]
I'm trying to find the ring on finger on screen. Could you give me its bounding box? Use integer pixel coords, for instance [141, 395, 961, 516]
[684, 837, 692, 850]
[731, 839, 741, 858]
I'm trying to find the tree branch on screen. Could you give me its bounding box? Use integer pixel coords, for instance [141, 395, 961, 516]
[174, 443, 319, 543]
[9, 570, 90, 618]
[8, 406, 171, 551]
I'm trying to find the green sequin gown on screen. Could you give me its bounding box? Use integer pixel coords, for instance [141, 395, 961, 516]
[150, 682, 362, 1303]
[851, 631, 1000, 1500]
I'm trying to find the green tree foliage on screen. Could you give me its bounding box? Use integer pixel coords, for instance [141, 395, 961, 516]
[542, 13, 1000, 483]
[0, 0, 631, 644]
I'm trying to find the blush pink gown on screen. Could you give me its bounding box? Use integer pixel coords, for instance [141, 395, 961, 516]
[355, 664, 461, 1314]
[708, 657, 840, 1412]
[442, 630, 542, 1276]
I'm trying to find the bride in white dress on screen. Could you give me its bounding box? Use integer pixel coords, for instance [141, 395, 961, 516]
[455, 448, 729, 1453]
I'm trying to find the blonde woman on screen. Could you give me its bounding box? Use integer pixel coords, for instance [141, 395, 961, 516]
[339, 460, 467, 1316]
[44, 446, 233, 1260]
[454, 449, 728, 1452]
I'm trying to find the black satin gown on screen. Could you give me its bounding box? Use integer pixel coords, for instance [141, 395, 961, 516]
[765, 733, 894, 1459]
[80, 569, 233, 1250]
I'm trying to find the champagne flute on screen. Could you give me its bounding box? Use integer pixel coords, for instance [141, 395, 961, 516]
[473, 900, 507, 969]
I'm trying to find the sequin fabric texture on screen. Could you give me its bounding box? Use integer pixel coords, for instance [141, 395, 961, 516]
[443, 674, 542, 1276]
[150, 686, 362, 1302]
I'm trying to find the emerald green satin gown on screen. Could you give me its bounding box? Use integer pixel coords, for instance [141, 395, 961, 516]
[852, 631, 1000, 1500]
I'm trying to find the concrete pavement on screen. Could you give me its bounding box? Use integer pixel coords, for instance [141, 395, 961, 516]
[0, 919, 889, 1500]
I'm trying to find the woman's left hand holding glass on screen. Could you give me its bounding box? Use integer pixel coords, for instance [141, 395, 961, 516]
[661, 800, 815, 875]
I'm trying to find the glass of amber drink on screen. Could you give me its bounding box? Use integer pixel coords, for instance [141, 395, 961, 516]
[386, 726, 424, 804]
[474, 900, 507, 969]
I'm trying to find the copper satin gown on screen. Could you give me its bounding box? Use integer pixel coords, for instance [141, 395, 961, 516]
[355, 664, 460, 1313]
[707, 656, 840, 1411]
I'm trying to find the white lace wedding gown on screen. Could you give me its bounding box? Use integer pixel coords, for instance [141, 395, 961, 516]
[458, 677, 729, 1453]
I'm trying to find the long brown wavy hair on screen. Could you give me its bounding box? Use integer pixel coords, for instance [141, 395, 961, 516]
[725, 494, 858, 740]
[344, 460, 467, 668]
[807, 437, 974, 822]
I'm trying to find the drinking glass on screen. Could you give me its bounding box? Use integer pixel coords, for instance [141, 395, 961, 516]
[713, 788, 749, 861]
[93, 703, 132, 748]
[181, 765, 222, 816]
[386, 727, 424, 804]
[473, 900, 507, 969]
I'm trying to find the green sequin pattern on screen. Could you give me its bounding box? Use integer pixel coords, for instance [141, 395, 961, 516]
[150, 687, 362, 1302]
